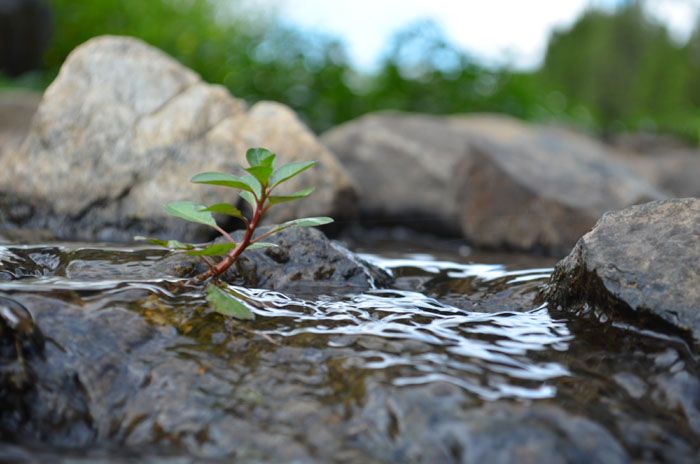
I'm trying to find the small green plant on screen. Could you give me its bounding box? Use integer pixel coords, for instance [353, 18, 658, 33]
[138, 147, 332, 319]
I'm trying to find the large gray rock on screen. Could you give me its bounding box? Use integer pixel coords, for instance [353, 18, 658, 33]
[614, 149, 700, 199]
[322, 112, 469, 235]
[543, 198, 700, 340]
[322, 112, 664, 254]
[452, 118, 665, 254]
[0, 91, 40, 156]
[0, 36, 356, 241]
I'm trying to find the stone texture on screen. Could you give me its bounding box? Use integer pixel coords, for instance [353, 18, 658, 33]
[322, 112, 468, 235]
[354, 383, 629, 464]
[322, 112, 664, 254]
[452, 118, 665, 255]
[0, 36, 356, 241]
[0, 91, 40, 157]
[614, 149, 700, 199]
[62, 227, 392, 294]
[543, 198, 700, 340]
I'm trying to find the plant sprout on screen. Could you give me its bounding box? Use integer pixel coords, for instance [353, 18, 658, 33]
[138, 147, 332, 319]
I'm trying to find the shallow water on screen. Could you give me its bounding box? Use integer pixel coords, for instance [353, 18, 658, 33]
[1, 242, 698, 462]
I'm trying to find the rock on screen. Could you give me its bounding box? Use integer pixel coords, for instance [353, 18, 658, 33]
[2, 240, 700, 460]
[0, 296, 47, 436]
[614, 149, 700, 199]
[322, 112, 469, 235]
[0, 290, 633, 462]
[222, 227, 393, 293]
[59, 227, 392, 293]
[0, 91, 40, 156]
[543, 198, 700, 340]
[322, 112, 664, 254]
[355, 383, 628, 463]
[0, 36, 356, 241]
[452, 118, 665, 255]
[608, 131, 692, 155]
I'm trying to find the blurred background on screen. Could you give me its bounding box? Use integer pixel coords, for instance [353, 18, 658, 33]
[2, 0, 700, 144]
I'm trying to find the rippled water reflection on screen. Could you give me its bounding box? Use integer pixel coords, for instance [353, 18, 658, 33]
[0, 244, 570, 401]
[232, 284, 571, 400]
[2, 242, 699, 461]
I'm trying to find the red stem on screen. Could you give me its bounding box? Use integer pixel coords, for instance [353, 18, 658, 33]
[193, 191, 266, 284]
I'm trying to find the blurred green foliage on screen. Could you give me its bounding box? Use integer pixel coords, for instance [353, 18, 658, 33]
[3, 0, 699, 143]
[541, 2, 700, 142]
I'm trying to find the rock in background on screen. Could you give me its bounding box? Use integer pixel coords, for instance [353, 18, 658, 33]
[453, 118, 665, 255]
[323, 112, 665, 255]
[0, 91, 40, 156]
[613, 147, 700, 199]
[0, 36, 357, 241]
[322, 112, 470, 236]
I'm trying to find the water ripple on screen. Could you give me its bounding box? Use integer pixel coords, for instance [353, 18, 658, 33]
[230, 284, 573, 400]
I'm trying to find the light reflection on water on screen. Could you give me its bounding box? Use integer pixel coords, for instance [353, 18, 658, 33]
[229, 282, 572, 400]
[0, 244, 571, 401]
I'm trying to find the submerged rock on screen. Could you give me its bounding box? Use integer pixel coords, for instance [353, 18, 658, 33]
[357, 386, 629, 464]
[1, 240, 699, 460]
[322, 112, 664, 254]
[0, 35, 356, 241]
[543, 198, 700, 340]
[0, 292, 631, 462]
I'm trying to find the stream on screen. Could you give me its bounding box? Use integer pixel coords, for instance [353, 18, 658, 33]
[0, 240, 698, 462]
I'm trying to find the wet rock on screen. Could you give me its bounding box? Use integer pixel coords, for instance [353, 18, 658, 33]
[0, 290, 633, 462]
[0, 296, 48, 438]
[0, 292, 378, 461]
[223, 227, 393, 293]
[0, 36, 356, 241]
[543, 198, 700, 340]
[355, 382, 628, 463]
[322, 112, 664, 253]
[63, 228, 392, 293]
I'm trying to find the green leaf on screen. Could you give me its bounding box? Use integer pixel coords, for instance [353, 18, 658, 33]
[271, 216, 334, 234]
[245, 165, 273, 186]
[163, 201, 217, 228]
[246, 242, 277, 250]
[186, 242, 236, 256]
[246, 148, 276, 168]
[269, 161, 316, 188]
[191, 172, 252, 190]
[206, 284, 255, 320]
[191, 172, 263, 198]
[239, 190, 257, 209]
[202, 203, 245, 220]
[241, 174, 263, 198]
[268, 187, 315, 205]
[280, 216, 334, 229]
[134, 236, 195, 250]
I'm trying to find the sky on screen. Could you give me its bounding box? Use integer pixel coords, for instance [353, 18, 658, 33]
[250, 0, 700, 70]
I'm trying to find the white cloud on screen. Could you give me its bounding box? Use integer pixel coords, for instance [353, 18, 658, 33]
[644, 0, 700, 42]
